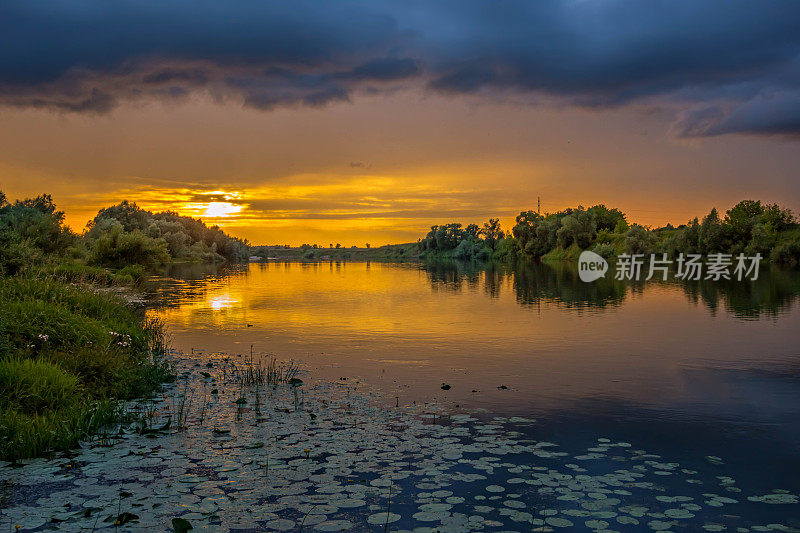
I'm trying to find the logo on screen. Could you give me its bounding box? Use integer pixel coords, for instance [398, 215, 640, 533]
[578, 250, 608, 282]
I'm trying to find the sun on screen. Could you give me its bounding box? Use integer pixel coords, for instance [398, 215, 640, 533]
[203, 202, 243, 218]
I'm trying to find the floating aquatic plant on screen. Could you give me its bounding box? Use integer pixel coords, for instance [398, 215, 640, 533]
[3, 349, 800, 532]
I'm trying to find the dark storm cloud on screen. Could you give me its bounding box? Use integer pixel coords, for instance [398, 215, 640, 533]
[337, 58, 420, 82]
[673, 93, 800, 138]
[0, 0, 410, 112]
[1, 0, 800, 137]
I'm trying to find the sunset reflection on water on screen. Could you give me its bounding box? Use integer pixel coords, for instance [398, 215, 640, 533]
[144, 260, 800, 497]
[148, 261, 800, 421]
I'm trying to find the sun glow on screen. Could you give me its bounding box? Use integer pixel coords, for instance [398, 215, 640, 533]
[203, 201, 243, 218]
[208, 294, 237, 311]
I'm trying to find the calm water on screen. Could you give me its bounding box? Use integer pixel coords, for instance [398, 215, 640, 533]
[148, 260, 800, 518]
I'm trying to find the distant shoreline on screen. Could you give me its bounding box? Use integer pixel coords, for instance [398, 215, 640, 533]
[248, 242, 420, 263]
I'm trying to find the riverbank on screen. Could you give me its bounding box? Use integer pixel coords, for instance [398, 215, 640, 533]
[249, 243, 419, 262]
[0, 192, 257, 461]
[0, 275, 171, 460]
[2, 348, 799, 532]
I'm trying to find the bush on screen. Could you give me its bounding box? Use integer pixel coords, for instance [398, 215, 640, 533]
[453, 239, 491, 261]
[745, 222, 777, 256]
[556, 211, 596, 249]
[771, 239, 800, 267]
[592, 242, 617, 259]
[87, 200, 250, 263]
[0, 238, 44, 275]
[88, 225, 170, 269]
[0, 194, 75, 258]
[625, 225, 655, 254]
[114, 264, 147, 285]
[493, 237, 518, 261]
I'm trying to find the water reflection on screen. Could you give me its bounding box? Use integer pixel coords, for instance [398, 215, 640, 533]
[208, 294, 237, 310]
[145, 260, 800, 415]
[672, 267, 800, 318]
[419, 259, 800, 318]
[144, 259, 800, 519]
[423, 260, 629, 310]
[148, 262, 248, 310]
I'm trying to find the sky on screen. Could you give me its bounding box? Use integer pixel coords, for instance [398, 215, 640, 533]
[1, 0, 799, 245]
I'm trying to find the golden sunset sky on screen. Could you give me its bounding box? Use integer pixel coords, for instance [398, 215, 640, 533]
[2, 2, 799, 245]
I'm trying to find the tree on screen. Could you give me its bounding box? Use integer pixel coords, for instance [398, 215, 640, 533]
[556, 209, 596, 249]
[88, 224, 170, 269]
[745, 222, 776, 256]
[699, 208, 726, 253]
[624, 225, 654, 254]
[89, 200, 150, 232]
[481, 218, 505, 250]
[465, 224, 481, 239]
[512, 211, 543, 252]
[771, 239, 800, 266]
[760, 203, 794, 231]
[87, 201, 249, 262]
[433, 223, 464, 251]
[0, 193, 76, 274]
[676, 217, 700, 254]
[588, 205, 626, 232]
[724, 200, 763, 242]
[453, 239, 490, 261]
[14, 194, 60, 216]
[530, 218, 559, 256]
[493, 236, 518, 261]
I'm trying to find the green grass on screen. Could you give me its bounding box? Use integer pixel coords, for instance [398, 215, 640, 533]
[0, 274, 170, 460]
[39, 262, 148, 287]
[0, 398, 121, 461]
[0, 358, 79, 412]
[49, 262, 113, 285]
[0, 357, 123, 460]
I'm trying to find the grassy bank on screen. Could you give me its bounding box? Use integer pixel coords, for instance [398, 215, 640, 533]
[0, 276, 170, 460]
[0, 193, 206, 460]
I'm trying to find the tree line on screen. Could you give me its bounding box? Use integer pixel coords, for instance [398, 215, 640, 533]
[418, 200, 800, 266]
[0, 192, 249, 277]
[419, 218, 505, 261]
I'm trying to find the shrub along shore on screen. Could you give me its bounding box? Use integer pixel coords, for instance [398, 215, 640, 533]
[0, 192, 249, 460]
